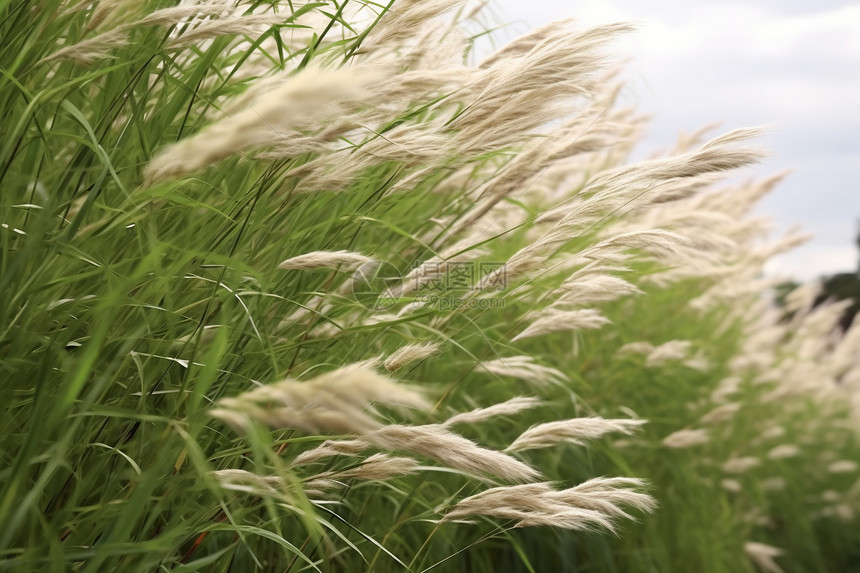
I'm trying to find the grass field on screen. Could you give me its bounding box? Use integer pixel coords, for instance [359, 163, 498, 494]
[1, 1, 859, 571]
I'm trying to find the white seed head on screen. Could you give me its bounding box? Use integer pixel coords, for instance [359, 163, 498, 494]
[513, 309, 611, 341]
[210, 364, 429, 434]
[744, 541, 785, 573]
[722, 456, 761, 475]
[662, 428, 710, 449]
[766, 445, 800, 460]
[443, 397, 543, 427]
[442, 477, 654, 532]
[278, 250, 374, 271]
[476, 356, 569, 388]
[506, 417, 646, 452]
[828, 460, 859, 474]
[699, 403, 741, 425]
[365, 424, 541, 483]
[384, 342, 442, 371]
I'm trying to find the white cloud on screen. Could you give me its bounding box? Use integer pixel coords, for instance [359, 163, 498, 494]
[489, 0, 860, 280]
[765, 245, 857, 281]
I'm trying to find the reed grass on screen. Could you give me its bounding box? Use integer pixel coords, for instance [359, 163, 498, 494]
[1, 1, 858, 571]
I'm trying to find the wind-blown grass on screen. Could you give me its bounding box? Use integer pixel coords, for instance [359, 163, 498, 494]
[1, 1, 859, 572]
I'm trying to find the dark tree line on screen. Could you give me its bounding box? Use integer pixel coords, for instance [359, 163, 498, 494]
[811, 225, 860, 330]
[776, 225, 860, 331]
[816, 271, 860, 331]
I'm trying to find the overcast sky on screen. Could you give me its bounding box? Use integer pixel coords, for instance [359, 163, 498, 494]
[488, 0, 860, 280]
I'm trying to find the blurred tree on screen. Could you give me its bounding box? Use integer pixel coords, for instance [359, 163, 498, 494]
[773, 279, 800, 308]
[816, 273, 860, 331]
[813, 223, 860, 330]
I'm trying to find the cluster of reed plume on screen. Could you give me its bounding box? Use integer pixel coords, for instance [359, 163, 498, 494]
[33, 0, 860, 569]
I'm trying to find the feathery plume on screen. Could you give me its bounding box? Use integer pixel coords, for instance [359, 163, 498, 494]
[291, 439, 367, 466]
[683, 352, 711, 372]
[606, 127, 767, 183]
[548, 477, 657, 521]
[365, 424, 541, 482]
[817, 504, 855, 521]
[213, 469, 285, 497]
[384, 342, 442, 371]
[506, 417, 646, 452]
[47, 3, 265, 64]
[828, 460, 858, 474]
[209, 364, 428, 434]
[442, 483, 611, 531]
[556, 273, 642, 306]
[476, 356, 569, 388]
[308, 453, 420, 484]
[86, 0, 147, 31]
[443, 397, 543, 427]
[616, 341, 655, 357]
[645, 340, 692, 367]
[278, 250, 374, 271]
[166, 13, 285, 50]
[357, 0, 464, 55]
[450, 22, 633, 155]
[711, 376, 742, 403]
[766, 445, 800, 460]
[663, 428, 710, 449]
[512, 309, 611, 341]
[44, 28, 129, 65]
[145, 66, 385, 183]
[759, 426, 786, 441]
[745, 541, 785, 573]
[442, 478, 654, 532]
[722, 456, 761, 475]
[699, 403, 741, 425]
[721, 479, 742, 493]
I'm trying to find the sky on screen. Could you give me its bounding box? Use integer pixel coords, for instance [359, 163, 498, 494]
[487, 0, 860, 281]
